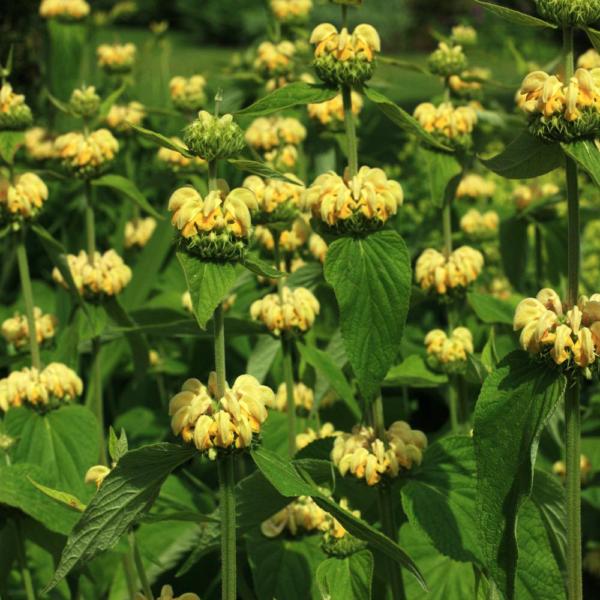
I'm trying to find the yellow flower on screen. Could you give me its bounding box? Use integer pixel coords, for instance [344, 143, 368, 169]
[97, 43, 136, 73]
[460, 209, 499, 236]
[270, 382, 314, 412]
[250, 286, 320, 334]
[254, 41, 296, 76]
[307, 91, 363, 126]
[413, 102, 477, 141]
[270, 0, 312, 23]
[169, 75, 207, 112]
[553, 455, 592, 484]
[52, 250, 132, 297]
[425, 327, 474, 366]
[106, 101, 146, 133]
[578, 48, 600, 70]
[1, 307, 58, 349]
[54, 129, 119, 178]
[310, 23, 380, 62]
[124, 217, 157, 249]
[242, 174, 304, 215]
[261, 495, 327, 538]
[84, 465, 111, 488]
[245, 116, 306, 151]
[415, 246, 484, 294]
[451, 24, 477, 45]
[0, 82, 33, 130]
[1, 173, 48, 219]
[456, 174, 496, 199]
[24, 127, 55, 161]
[135, 584, 200, 600]
[157, 138, 206, 171]
[40, 0, 89, 19]
[309, 233, 328, 263]
[296, 422, 340, 450]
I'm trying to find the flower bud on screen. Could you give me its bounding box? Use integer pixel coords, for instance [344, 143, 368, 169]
[169, 75, 207, 113]
[534, 0, 600, 26]
[0, 83, 33, 130]
[2, 307, 58, 350]
[40, 0, 90, 21]
[451, 25, 477, 46]
[69, 85, 101, 119]
[85, 465, 111, 488]
[97, 43, 136, 74]
[54, 129, 119, 179]
[183, 111, 245, 161]
[428, 42, 467, 78]
[0, 172, 48, 222]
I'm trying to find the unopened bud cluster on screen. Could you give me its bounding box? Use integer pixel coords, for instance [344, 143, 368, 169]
[54, 129, 119, 178]
[97, 43, 137, 74]
[157, 138, 206, 171]
[428, 42, 467, 78]
[413, 102, 477, 148]
[415, 246, 484, 296]
[52, 250, 132, 298]
[2, 308, 57, 350]
[332, 422, 427, 486]
[242, 174, 303, 225]
[169, 75, 207, 113]
[308, 91, 363, 127]
[270, 0, 312, 24]
[425, 327, 474, 373]
[310, 23, 380, 86]
[168, 186, 256, 261]
[124, 217, 157, 249]
[517, 69, 600, 141]
[460, 209, 499, 238]
[451, 25, 477, 46]
[0, 173, 48, 222]
[456, 174, 496, 199]
[254, 41, 296, 79]
[106, 102, 146, 133]
[302, 166, 402, 234]
[39, 0, 90, 20]
[513, 288, 600, 375]
[0, 83, 33, 130]
[250, 286, 320, 335]
[0, 363, 83, 412]
[69, 86, 100, 119]
[534, 0, 600, 26]
[169, 373, 273, 455]
[183, 111, 245, 161]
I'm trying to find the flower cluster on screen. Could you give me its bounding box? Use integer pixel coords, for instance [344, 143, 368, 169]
[451, 25, 477, 46]
[0, 363, 83, 412]
[124, 217, 157, 249]
[456, 174, 496, 199]
[245, 116, 306, 169]
[425, 327, 474, 372]
[135, 584, 200, 600]
[332, 422, 427, 486]
[250, 287, 320, 335]
[53, 250, 132, 298]
[254, 41, 296, 78]
[512, 181, 559, 210]
[168, 373, 274, 454]
[309, 232, 328, 263]
[183, 111, 245, 161]
[302, 166, 402, 234]
[428, 42, 467, 77]
[0, 173, 48, 222]
[270, 0, 312, 23]
[54, 129, 119, 178]
[267, 382, 314, 412]
[24, 128, 55, 161]
[157, 139, 206, 171]
[517, 68, 600, 141]
[0, 83, 33, 130]
[310, 23, 380, 86]
[578, 49, 600, 70]
[415, 246, 484, 296]
[460, 209, 499, 237]
[448, 69, 487, 99]
[307, 91, 363, 127]
[169, 75, 207, 113]
[552, 454, 592, 484]
[168, 186, 255, 260]
[2, 308, 58, 350]
[39, 0, 90, 20]
[413, 102, 477, 147]
[97, 43, 137, 74]
[242, 174, 303, 224]
[106, 102, 146, 133]
[261, 495, 327, 537]
[534, 0, 600, 27]
[68, 86, 100, 119]
[296, 422, 340, 450]
[513, 288, 600, 373]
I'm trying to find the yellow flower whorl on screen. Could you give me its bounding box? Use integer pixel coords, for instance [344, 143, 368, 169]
[2, 308, 58, 350]
[460, 209, 499, 238]
[307, 91, 363, 126]
[270, 382, 314, 412]
[54, 129, 119, 178]
[254, 41, 296, 77]
[39, 0, 90, 20]
[1, 173, 48, 221]
[456, 174, 496, 199]
[425, 327, 474, 371]
[245, 116, 307, 151]
[169, 75, 207, 113]
[413, 101, 477, 147]
[24, 128, 55, 161]
[124, 217, 157, 249]
[242, 174, 304, 224]
[270, 0, 312, 23]
[157, 138, 206, 171]
[97, 43, 137, 73]
[0, 83, 33, 130]
[296, 422, 340, 450]
[106, 102, 146, 133]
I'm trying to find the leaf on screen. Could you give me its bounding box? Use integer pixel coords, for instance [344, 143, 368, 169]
[28, 478, 87, 512]
[108, 427, 128, 464]
[94, 83, 126, 125]
[286, 262, 324, 290]
[316, 550, 374, 600]
[467, 291, 515, 325]
[0, 130, 24, 164]
[480, 131, 563, 179]
[46, 91, 73, 114]
[129, 123, 194, 157]
[384, 354, 448, 388]
[242, 254, 285, 278]
[473, 352, 566, 599]
[474, 1, 557, 28]
[228, 159, 301, 184]
[378, 55, 429, 74]
[585, 27, 600, 53]
[401, 436, 481, 564]
[500, 216, 529, 292]
[297, 341, 361, 419]
[419, 147, 463, 208]
[45, 443, 196, 591]
[324, 230, 412, 400]
[246, 335, 281, 383]
[562, 139, 600, 188]
[235, 82, 338, 117]
[176, 252, 237, 328]
[363, 87, 452, 152]
[250, 446, 426, 589]
[92, 174, 164, 220]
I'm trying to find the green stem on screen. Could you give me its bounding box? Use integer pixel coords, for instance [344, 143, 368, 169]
[377, 485, 405, 600]
[91, 336, 107, 465]
[341, 84, 358, 177]
[213, 304, 226, 397]
[122, 551, 137, 600]
[282, 333, 297, 457]
[15, 229, 41, 370]
[534, 225, 544, 289]
[218, 454, 237, 600]
[129, 530, 153, 600]
[14, 519, 36, 600]
[371, 395, 386, 439]
[563, 26, 574, 81]
[442, 198, 453, 258]
[448, 376, 459, 435]
[566, 156, 579, 307]
[84, 180, 96, 263]
[208, 160, 218, 193]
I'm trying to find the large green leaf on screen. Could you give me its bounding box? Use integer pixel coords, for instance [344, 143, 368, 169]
[45, 443, 196, 591]
[176, 252, 237, 328]
[92, 174, 163, 220]
[363, 87, 451, 152]
[481, 131, 563, 179]
[500, 216, 529, 292]
[5, 405, 99, 499]
[0, 130, 24, 164]
[384, 354, 448, 388]
[324, 230, 412, 400]
[473, 352, 566, 599]
[297, 341, 360, 419]
[316, 550, 374, 600]
[401, 436, 481, 564]
[562, 139, 600, 188]
[129, 124, 194, 157]
[235, 82, 338, 117]
[474, 1, 556, 28]
[467, 291, 515, 325]
[419, 147, 462, 208]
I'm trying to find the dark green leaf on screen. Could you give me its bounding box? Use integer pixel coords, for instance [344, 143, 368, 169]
[324, 230, 412, 399]
[474, 352, 566, 599]
[94, 83, 126, 125]
[46, 91, 73, 114]
[316, 550, 374, 600]
[246, 335, 281, 383]
[242, 254, 285, 278]
[500, 216, 529, 291]
[419, 147, 462, 208]
[585, 27, 600, 52]
[235, 82, 338, 117]
[228, 158, 301, 184]
[28, 478, 86, 512]
[92, 174, 164, 220]
[286, 262, 324, 290]
[384, 354, 448, 388]
[562, 139, 600, 188]
[129, 123, 194, 158]
[474, 0, 556, 28]
[0, 130, 24, 164]
[467, 291, 515, 325]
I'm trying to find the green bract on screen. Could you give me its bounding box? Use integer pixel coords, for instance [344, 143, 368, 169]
[535, 0, 600, 26]
[183, 111, 246, 160]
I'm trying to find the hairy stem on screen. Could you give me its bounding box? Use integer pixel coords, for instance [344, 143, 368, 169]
[213, 303, 226, 396]
[377, 485, 405, 600]
[84, 180, 96, 264]
[218, 454, 237, 600]
[342, 84, 358, 177]
[129, 530, 153, 600]
[282, 333, 297, 457]
[91, 336, 107, 465]
[208, 160, 218, 193]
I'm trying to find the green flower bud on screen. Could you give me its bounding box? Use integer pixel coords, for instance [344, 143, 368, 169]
[183, 111, 245, 161]
[69, 85, 101, 119]
[321, 531, 368, 558]
[0, 83, 33, 131]
[428, 42, 467, 78]
[314, 53, 376, 87]
[534, 0, 600, 26]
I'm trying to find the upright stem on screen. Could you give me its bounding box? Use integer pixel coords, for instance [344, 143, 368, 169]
[122, 551, 137, 600]
[129, 530, 154, 600]
[448, 376, 459, 434]
[342, 84, 358, 177]
[534, 225, 544, 289]
[377, 485, 405, 600]
[282, 333, 297, 457]
[208, 160, 218, 193]
[213, 304, 226, 396]
[92, 336, 107, 465]
[15, 229, 41, 370]
[566, 156, 579, 307]
[14, 519, 36, 600]
[84, 180, 96, 263]
[442, 198, 453, 258]
[218, 455, 237, 600]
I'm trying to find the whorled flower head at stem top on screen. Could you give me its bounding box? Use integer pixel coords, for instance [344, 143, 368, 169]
[169, 75, 207, 113]
[0, 82, 33, 131]
[270, 0, 313, 24]
[24, 127, 55, 162]
[456, 173, 496, 200]
[253, 41, 296, 78]
[124, 217, 157, 249]
[578, 49, 600, 70]
[425, 327, 474, 374]
[460, 208, 499, 239]
[513, 288, 600, 376]
[517, 68, 600, 142]
[242, 173, 304, 225]
[302, 166, 403, 235]
[157, 138, 206, 172]
[168, 372, 274, 456]
[168, 186, 256, 261]
[2, 308, 58, 350]
[428, 41, 467, 78]
[183, 111, 246, 161]
[106, 102, 146, 134]
[413, 101, 477, 149]
[97, 43, 137, 74]
[268, 381, 314, 412]
[296, 422, 340, 451]
[307, 90, 363, 127]
[0, 173, 48, 223]
[39, 0, 90, 21]
[253, 218, 310, 254]
[53, 129, 119, 179]
[309, 23, 380, 86]
[68, 85, 100, 119]
[245, 116, 307, 151]
[534, 0, 600, 26]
